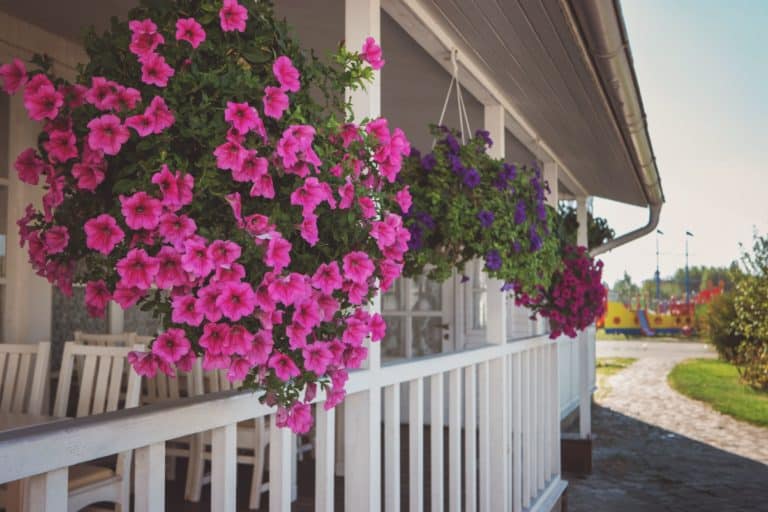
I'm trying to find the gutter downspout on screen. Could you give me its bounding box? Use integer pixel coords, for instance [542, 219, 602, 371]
[560, 0, 665, 257]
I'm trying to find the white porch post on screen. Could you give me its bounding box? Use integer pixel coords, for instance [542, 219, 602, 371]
[343, 1, 382, 511]
[576, 196, 592, 438]
[483, 104, 510, 511]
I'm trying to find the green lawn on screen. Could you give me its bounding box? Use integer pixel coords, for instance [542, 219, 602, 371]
[595, 357, 636, 399]
[668, 359, 768, 428]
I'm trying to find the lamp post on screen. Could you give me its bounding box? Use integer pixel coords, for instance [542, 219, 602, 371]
[685, 231, 694, 304]
[655, 229, 664, 303]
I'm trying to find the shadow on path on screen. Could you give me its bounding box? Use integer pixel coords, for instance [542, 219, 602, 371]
[565, 404, 768, 512]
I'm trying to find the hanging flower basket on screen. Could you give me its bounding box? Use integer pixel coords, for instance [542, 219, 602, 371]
[3, 0, 412, 433]
[400, 126, 561, 295]
[513, 245, 607, 338]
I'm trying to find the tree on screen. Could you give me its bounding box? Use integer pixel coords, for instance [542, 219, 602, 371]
[613, 271, 639, 305]
[557, 203, 615, 250]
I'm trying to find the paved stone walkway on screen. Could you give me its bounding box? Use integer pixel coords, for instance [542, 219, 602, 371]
[566, 340, 768, 512]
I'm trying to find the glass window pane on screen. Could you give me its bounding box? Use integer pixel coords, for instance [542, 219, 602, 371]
[409, 275, 441, 312]
[382, 279, 403, 311]
[381, 316, 405, 360]
[411, 316, 443, 357]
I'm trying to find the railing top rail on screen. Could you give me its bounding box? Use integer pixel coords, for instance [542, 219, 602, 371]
[0, 333, 556, 484]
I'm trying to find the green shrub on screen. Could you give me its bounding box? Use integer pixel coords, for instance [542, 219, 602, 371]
[736, 341, 768, 391]
[705, 292, 743, 361]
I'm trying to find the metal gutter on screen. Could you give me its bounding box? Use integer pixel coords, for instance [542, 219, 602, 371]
[560, 0, 665, 256]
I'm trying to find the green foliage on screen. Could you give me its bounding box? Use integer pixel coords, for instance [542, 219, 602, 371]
[735, 342, 768, 391]
[705, 292, 743, 361]
[668, 358, 768, 427]
[556, 202, 615, 250]
[612, 271, 639, 304]
[400, 127, 561, 295]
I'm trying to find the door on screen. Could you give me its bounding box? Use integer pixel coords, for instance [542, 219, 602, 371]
[380, 274, 454, 361]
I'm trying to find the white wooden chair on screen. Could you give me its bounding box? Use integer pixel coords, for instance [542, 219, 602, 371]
[0, 342, 51, 511]
[74, 331, 137, 347]
[0, 341, 50, 415]
[186, 369, 270, 510]
[53, 341, 144, 512]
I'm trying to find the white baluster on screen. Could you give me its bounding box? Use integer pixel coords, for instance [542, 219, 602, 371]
[384, 384, 401, 512]
[448, 368, 462, 512]
[477, 361, 491, 512]
[135, 442, 166, 512]
[269, 418, 293, 512]
[464, 365, 477, 512]
[522, 350, 531, 507]
[511, 352, 523, 512]
[489, 355, 510, 510]
[409, 378, 424, 512]
[315, 405, 335, 512]
[430, 373, 444, 512]
[212, 423, 237, 512]
[27, 468, 67, 512]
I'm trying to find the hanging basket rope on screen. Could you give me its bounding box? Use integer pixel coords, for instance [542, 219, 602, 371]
[433, 48, 472, 147]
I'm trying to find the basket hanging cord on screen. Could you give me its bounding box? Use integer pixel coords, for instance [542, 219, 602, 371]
[433, 49, 473, 147]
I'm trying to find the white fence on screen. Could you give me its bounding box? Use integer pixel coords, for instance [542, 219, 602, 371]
[0, 333, 573, 512]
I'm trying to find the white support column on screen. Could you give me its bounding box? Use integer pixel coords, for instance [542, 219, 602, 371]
[343, 2, 382, 510]
[576, 196, 592, 438]
[542, 162, 559, 207]
[108, 302, 125, 335]
[484, 103, 510, 511]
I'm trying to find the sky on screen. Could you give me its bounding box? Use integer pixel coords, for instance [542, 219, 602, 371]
[592, 0, 768, 287]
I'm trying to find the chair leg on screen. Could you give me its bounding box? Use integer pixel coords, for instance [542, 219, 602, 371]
[185, 434, 205, 502]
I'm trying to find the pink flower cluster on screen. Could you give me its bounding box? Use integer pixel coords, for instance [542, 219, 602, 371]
[514, 246, 607, 339]
[4, 23, 405, 434]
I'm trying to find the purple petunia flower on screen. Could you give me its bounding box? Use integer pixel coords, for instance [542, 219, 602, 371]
[475, 129, 493, 147]
[463, 168, 480, 188]
[514, 200, 527, 225]
[477, 210, 495, 228]
[513, 240, 522, 253]
[407, 224, 424, 250]
[536, 202, 547, 221]
[442, 134, 460, 154]
[529, 226, 542, 252]
[461, 275, 470, 283]
[410, 147, 422, 159]
[416, 211, 436, 230]
[448, 154, 463, 173]
[421, 153, 437, 171]
[500, 282, 515, 292]
[485, 250, 502, 271]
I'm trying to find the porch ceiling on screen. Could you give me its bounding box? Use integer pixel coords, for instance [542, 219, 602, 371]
[0, 0, 651, 206]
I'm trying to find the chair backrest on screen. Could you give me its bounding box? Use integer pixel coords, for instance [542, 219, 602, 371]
[53, 341, 144, 481]
[74, 331, 138, 347]
[0, 341, 50, 415]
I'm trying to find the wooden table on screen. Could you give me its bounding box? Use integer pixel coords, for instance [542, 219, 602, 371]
[1, 413, 69, 512]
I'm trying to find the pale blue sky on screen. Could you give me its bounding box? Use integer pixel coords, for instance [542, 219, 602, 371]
[593, 0, 768, 287]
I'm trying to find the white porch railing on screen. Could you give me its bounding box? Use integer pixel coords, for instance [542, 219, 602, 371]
[0, 334, 567, 512]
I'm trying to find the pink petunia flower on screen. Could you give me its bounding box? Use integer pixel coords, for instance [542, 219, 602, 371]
[14, 148, 45, 185]
[85, 77, 118, 111]
[43, 130, 78, 163]
[233, 150, 268, 183]
[299, 213, 319, 246]
[158, 213, 197, 247]
[213, 140, 246, 171]
[181, 239, 214, 278]
[249, 174, 275, 199]
[129, 19, 165, 57]
[224, 101, 261, 135]
[84, 214, 125, 255]
[175, 18, 206, 48]
[272, 56, 300, 92]
[85, 280, 112, 317]
[125, 114, 156, 137]
[146, 96, 175, 133]
[227, 357, 251, 382]
[361, 37, 385, 70]
[87, 114, 130, 155]
[23, 82, 63, 121]
[395, 186, 412, 213]
[225, 325, 254, 357]
[369, 313, 386, 341]
[311, 261, 342, 294]
[200, 322, 231, 356]
[71, 161, 105, 192]
[155, 246, 188, 289]
[113, 285, 146, 309]
[116, 248, 160, 290]
[171, 294, 204, 326]
[268, 353, 300, 382]
[302, 343, 333, 376]
[0, 58, 28, 94]
[357, 196, 377, 219]
[219, 0, 248, 32]
[247, 329, 274, 365]
[262, 86, 289, 119]
[197, 284, 223, 322]
[140, 53, 175, 87]
[111, 85, 142, 112]
[43, 226, 69, 254]
[216, 281, 256, 321]
[120, 191, 162, 231]
[213, 262, 246, 283]
[264, 236, 291, 272]
[268, 273, 311, 307]
[343, 251, 375, 284]
[207, 240, 241, 269]
[293, 299, 322, 329]
[152, 328, 191, 364]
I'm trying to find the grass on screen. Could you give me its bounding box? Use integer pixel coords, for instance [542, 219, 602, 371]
[668, 358, 768, 428]
[595, 357, 636, 399]
[596, 329, 630, 341]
